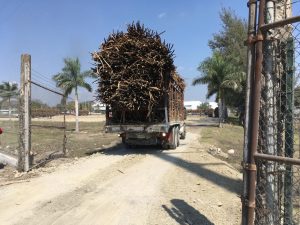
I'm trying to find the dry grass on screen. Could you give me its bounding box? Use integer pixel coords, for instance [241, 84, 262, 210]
[200, 119, 244, 171]
[0, 115, 118, 162]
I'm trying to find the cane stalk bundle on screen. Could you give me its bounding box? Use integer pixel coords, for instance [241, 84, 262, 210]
[92, 22, 183, 118]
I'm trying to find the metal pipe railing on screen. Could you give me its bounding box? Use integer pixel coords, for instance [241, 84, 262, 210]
[247, 0, 266, 224]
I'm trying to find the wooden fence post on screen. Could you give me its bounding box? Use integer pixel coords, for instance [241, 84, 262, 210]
[19, 54, 32, 172]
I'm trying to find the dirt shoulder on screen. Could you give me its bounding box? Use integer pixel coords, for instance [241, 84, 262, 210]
[147, 121, 242, 225]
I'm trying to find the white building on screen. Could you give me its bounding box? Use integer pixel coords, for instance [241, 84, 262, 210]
[184, 101, 202, 110]
[208, 102, 218, 109]
[91, 101, 106, 112]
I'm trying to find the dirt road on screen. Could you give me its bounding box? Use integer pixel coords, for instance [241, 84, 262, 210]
[0, 118, 242, 225]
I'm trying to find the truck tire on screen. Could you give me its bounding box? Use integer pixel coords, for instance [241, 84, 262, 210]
[122, 136, 126, 144]
[176, 127, 180, 147]
[180, 125, 186, 140]
[169, 127, 178, 150]
[161, 143, 169, 150]
[122, 137, 134, 149]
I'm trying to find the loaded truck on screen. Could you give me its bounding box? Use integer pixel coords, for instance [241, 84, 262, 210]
[104, 75, 186, 149]
[92, 22, 186, 149]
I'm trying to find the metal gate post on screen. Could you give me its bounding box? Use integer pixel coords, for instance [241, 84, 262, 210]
[247, 0, 266, 224]
[242, 1, 257, 224]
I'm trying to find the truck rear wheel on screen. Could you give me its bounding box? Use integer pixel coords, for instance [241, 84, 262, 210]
[180, 131, 186, 140]
[176, 127, 180, 147]
[169, 127, 178, 150]
[180, 125, 186, 140]
[161, 143, 169, 150]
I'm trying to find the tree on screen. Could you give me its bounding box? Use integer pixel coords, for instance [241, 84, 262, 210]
[66, 101, 75, 112]
[0, 82, 18, 118]
[79, 101, 92, 111]
[198, 102, 210, 110]
[209, 8, 247, 71]
[208, 8, 247, 111]
[193, 52, 242, 127]
[31, 99, 49, 109]
[53, 58, 92, 132]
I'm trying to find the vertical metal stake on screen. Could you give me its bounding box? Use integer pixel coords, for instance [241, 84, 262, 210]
[284, 37, 294, 225]
[242, 1, 257, 224]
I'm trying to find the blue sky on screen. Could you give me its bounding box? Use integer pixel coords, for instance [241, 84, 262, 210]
[0, 0, 248, 105]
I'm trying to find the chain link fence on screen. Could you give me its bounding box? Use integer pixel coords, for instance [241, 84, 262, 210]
[245, 0, 300, 224]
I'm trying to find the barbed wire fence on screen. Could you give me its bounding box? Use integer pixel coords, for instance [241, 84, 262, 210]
[243, 0, 300, 224]
[29, 67, 68, 169]
[0, 54, 69, 171]
[0, 54, 106, 172]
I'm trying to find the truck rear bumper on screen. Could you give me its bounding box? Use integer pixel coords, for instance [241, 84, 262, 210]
[105, 122, 184, 133]
[123, 132, 166, 146]
[105, 124, 169, 133]
[106, 122, 185, 147]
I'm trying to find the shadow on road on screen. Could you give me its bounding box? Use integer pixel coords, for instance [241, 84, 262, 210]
[186, 123, 219, 127]
[155, 152, 242, 194]
[185, 117, 219, 127]
[163, 199, 215, 225]
[100, 143, 242, 195]
[85, 142, 125, 156]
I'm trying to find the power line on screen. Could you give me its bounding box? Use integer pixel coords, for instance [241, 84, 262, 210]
[32, 68, 54, 82]
[31, 68, 76, 101]
[31, 69, 58, 86]
[30, 78, 74, 101]
[30, 78, 63, 94]
[31, 72, 60, 90]
[31, 68, 65, 93]
[29, 80, 65, 97]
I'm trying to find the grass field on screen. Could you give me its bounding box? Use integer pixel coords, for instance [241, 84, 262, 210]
[199, 117, 300, 171]
[199, 118, 244, 171]
[0, 115, 118, 163]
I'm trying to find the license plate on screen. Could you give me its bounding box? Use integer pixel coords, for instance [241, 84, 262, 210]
[136, 134, 146, 139]
[111, 127, 120, 132]
[128, 127, 144, 131]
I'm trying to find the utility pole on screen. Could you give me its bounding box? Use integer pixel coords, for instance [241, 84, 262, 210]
[19, 54, 32, 172]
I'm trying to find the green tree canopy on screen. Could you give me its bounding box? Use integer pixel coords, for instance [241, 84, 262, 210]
[193, 51, 243, 126]
[31, 100, 49, 109]
[0, 82, 19, 117]
[209, 8, 247, 71]
[194, 8, 247, 125]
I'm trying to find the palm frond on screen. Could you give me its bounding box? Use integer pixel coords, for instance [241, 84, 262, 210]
[78, 81, 92, 92]
[52, 58, 93, 98]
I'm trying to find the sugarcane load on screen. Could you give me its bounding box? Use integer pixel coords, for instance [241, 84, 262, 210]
[92, 22, 186, 149]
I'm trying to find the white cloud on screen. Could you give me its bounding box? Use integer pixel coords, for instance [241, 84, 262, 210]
[158, 12, 167, 19]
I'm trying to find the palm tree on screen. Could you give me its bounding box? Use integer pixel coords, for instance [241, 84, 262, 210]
[53, 57, 93, 132]
[0, 82, 18, 118]
[193, 52, 242, 127]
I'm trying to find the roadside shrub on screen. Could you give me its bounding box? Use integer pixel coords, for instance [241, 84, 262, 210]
[79, 110, 89, 116]
[32, 108, 60, 118]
